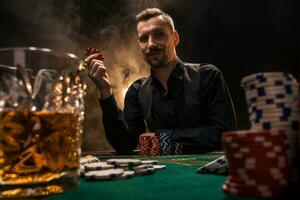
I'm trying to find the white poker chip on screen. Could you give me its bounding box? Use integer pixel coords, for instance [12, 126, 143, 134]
[152, 165, 166, 170]
[114, 163, 131, 169]
[134, 168, 156, 175]
[80, 165, 85, 176]
[106, 159, 141, 166]
[85, 169, 124, 180]
[80, 155, 100, 165]
[141, 160, 159, 165]
[85, 162, 114, 171]
[112, 170, 135, 180]
[132, 164, 153, 171]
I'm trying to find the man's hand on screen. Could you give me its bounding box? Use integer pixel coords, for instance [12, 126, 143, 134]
[84, 54, 112, 100]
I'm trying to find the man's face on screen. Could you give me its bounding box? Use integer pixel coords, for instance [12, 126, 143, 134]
[137, 16, 179, 68]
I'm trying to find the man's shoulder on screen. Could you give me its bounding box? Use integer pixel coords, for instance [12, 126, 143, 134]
[182, 62, 221, 74]
[127, 77, 148, 91]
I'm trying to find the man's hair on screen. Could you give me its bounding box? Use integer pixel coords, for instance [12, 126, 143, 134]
[136, 8, 175, 31]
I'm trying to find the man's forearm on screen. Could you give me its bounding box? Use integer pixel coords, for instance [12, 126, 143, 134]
[99, 95, 140, 154]
[171, 126, 224, 150]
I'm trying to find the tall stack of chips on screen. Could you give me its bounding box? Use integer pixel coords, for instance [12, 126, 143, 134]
[241, 72, 300, 165]
[138, 135, 160, 156]
[221, 72, 300, 198]
[222, 130, 291, 198]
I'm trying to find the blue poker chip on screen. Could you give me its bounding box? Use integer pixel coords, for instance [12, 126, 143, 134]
[245, 81, 299, 90]
[250, 111, 299, 119]
[241, 72, 297, 84]
[249, 107, 297, 116]
[249, 97, 298, 106]
[246, 86, 299, 98]
[247, 93, 298, 104]
[250, 115, 299, 123]
[249, 102, 298, 111]
[252, 120, 299, 131]
[245, 80, 299, 90]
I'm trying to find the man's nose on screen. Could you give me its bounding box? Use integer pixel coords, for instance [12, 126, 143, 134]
[148, 35, 158, 47]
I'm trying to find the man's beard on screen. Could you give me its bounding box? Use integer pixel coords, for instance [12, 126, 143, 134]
[144, 48, 167, 68]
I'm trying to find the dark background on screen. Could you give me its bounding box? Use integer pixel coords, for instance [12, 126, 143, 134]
[0, 0, 299, 152]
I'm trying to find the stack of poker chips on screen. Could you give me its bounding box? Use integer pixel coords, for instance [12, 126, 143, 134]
[241, 72, 300, 164]
[138, 131, 183, 156]
[80, 155, 166, 180]
[138, 135, 160, 156]
[222, 130, 291, 198]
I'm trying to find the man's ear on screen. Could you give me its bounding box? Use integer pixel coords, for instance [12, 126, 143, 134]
[173, 31, 180, 46]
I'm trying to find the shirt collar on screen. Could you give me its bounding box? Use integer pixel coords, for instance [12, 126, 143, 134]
[150, 57, 184, 84]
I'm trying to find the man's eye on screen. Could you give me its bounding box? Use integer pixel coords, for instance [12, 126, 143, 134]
[154, 31, 164, 38]
[139, 36, 148, 43]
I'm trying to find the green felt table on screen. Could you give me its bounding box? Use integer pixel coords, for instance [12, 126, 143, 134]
[46, 153, 261, 200]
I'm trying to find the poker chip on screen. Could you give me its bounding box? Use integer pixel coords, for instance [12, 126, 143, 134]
[85, 162, 114, 171]
[85, 169, 124, 180]
[106, 159, 141, 166]
[243, 80, 299, 91]
[249, 114, 299, 124]
[247, 94, 298, 104]
[80, 165, 85, 176]
[152, 165, 166, 170]
[245, 85, 298, 97]
[252, 120, 299, 131]
[249, 103, 299, 113]
[111, 170, 135, 180]
[80, 155, 100, 165]
[174, 142, 183, 155]
[241, 72, 296, 85]
[140, 160, 159, 165]
[150, 135, 160, 156]
[132, 164, 154, 171]
[134, 167, 156, 175]
[221, 129, 291, 198]
[85, 47, 104, 61]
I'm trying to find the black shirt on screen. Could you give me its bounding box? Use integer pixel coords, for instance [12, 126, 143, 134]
[150, 63, 184, 129]
[99, 58, 235, 154]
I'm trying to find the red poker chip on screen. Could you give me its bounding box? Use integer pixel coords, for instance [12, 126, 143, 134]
[138, 135, 161, 156]
[85, 47, 104, 61]
[150, 136, 160, 156]
[223, 182, 282, 198]
[139, 136, 151, 156]
[222, 129, 291, 198]
[224, 178, 287, 197]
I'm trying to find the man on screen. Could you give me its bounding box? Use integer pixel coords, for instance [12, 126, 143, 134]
[85, 8, 236, 155]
